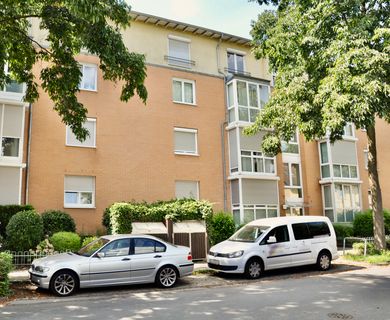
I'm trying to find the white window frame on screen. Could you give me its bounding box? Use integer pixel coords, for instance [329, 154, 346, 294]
[319, 141, 331, 179]
[322, 184, 334, 221]
[363, 149, 368, 170]
[174, 127, 198, 156]
[281, 131, 299, 154]
[332, 163, 358, 179]
[240, 150, 275, 175]
[79, 63, 97, 91]
[241, 204, 279, 223]
[283, 162, 303, 200]
[334, 183, 360, 222]
[343, 123, 355, 138]
[0, 104, 24, 161]
[64, 176, 95, 209]
[172, 78, 196, 105]
[66, 118, 96, 148]
[167, 35, 192, 69]
[175, 180, 199, 200]
[227, 49, 246, 73]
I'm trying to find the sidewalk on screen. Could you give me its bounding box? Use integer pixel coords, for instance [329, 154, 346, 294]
[9, 262, 209, 283]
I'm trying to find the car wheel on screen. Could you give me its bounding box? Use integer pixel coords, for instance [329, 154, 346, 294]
[317, 251, 331, 271]
[50, 270, 78, 296]
[156, 265, 178, 288]
[245, 258, 262, 279]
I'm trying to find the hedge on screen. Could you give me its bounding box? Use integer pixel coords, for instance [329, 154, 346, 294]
[42, 210, 76, 236]
[0, 204, 34, 237]
[50, 232, 81, 252]
[208, 212, 236, 246]
[0, 252, 13, 296]
[103, 199, 213, 234]
[353, 209, 390, 237]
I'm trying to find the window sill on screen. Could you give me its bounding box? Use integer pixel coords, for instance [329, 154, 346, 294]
[174, 152, 199, 157]
[65, 144, 97, 149]
[173, 101, 197, 107]
[79, 88, 98, 93]
[64, 205, 96, 209]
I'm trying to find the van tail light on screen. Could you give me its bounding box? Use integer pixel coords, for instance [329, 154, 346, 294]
[187, 252, 192, 261]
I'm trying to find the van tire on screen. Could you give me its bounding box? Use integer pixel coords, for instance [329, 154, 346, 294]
[245, 258, 263, 279]
[317, 251, 331, 271]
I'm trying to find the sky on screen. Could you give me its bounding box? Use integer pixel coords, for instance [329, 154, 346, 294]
[128, 0, 273, 39]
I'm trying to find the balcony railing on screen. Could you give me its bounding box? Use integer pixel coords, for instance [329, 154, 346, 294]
[164, 55, 195, 69]
[225, 67, 251, 77]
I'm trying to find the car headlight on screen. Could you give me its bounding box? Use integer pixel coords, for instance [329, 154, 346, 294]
[227, 250, 244, 258]
[35, 266, 50, 273]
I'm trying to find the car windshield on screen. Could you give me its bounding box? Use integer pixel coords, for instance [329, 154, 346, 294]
[77, 238, 110, 257]
[229, 225, 270, 242]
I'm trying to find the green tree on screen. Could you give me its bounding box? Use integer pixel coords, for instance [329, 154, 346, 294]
[0, 0, 147, 140]
[248, 0, 389, 249]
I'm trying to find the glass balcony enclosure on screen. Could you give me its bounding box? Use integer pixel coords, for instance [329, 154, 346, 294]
[227, 79, 270, 124]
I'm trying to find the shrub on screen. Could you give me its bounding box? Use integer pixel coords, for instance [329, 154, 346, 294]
[333, 223, 354, 239]
[0, 204, 34, 237]
[0, 252, 13, 296]
[208, 212, 236, 246]
[50, 232, 81, 252]
[352, 242, 379, 255]
[42, 210, 76, 236]
[30, 238, 56, 255]
[5, 210, 44, 251]
[81, 236, 98, 248]
[353, 209, 390, 237]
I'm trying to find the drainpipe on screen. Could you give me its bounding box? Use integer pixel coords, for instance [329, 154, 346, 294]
[217, 33, 228, 212]
[25, 103, 32, 204]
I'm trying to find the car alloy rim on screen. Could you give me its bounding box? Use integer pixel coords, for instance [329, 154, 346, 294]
[160, 267, 176, 287]
[249, 262, 261, 278]
[54, 274, 75, 295]
[320, 255, 330, 269]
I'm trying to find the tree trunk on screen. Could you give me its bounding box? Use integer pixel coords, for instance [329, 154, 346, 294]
[366, 124, 386, 250]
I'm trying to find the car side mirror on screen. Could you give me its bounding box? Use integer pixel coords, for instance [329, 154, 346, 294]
[96, 252, 105, 258]
[267, 236, 277, 244]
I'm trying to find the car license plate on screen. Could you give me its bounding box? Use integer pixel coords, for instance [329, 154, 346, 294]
[209, 258, 219, 265]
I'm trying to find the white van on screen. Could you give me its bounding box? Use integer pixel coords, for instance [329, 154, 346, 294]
[207, 216, 339, 279]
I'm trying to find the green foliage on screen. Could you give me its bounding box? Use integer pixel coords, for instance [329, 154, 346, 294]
[81, 236, 98, 248]
[333, 223, 354, 239]
[30, 238, 56, 255]
[0, 252, 13, 297]
[0, 204, 34, 237]
[104, 199, 213, 235]
[50, 232, 81, 252]
[0, 0, 147, 141]
[353, 209, 390, 237]
[208, 212, 236, 246]
[42, 210, 76, 236]
[352, 242, 379, 255]
[5, 210, 43, 251]
[345, 250, 390, 264]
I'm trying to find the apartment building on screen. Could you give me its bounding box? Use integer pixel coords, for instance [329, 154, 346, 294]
[0, 12, 384, 233]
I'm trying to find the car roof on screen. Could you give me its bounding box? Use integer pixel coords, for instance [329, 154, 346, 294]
[100, 234, 164, 241]
[247, 215, 330, 227]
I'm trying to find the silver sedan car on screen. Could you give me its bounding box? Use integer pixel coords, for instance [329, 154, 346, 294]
[29, 234, 194, 296]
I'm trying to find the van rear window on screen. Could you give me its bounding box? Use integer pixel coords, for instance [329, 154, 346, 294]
[292, 222, 331, 240]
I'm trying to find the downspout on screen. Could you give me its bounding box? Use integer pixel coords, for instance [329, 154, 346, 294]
[217, 33, 228, 212]
[25, 103, 32, 204]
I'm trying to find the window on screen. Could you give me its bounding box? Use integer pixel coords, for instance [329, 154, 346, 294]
[241, 150, 275, 174]
[174, 128, 198, 155]
[260, 225, 289, 244]
[363, 150, 368, 169]
[334, 184, 360, 222]
[3, 63, 23, 93]
[284, 163, 302, 200]
[175, 180, 199, 200]
[332, 164, 358, 179]
[132, 238, 166, 255]
[168, 36, 192, 68]
[79, 64, 97, 91]
[0, 104, 23, 158]
[242, 205, 278, 223]
[323, 185, 334, 221]
[319, 142, 330, 178]
[236, 81, 269, 122]
[66, 118, 96, 148]
[343, 123, 354, 137]
[227, 51, 244, 73]
[172, 79, 195, 105]
[281, 132, 299, 154]
[292, 223, 311, 240]
[99, 239, 130, 257]
[64, 175, 95, 208]
[292, 222, 331, 240]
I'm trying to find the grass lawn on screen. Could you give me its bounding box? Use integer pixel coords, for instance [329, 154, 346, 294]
[344, 250, 390, 264]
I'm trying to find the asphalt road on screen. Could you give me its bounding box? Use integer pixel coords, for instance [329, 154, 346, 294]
[1, 265, 390, 320]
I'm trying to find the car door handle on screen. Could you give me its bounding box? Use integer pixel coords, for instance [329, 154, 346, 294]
[121, 258, 131, 261]
[154, 255, 162, 258]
